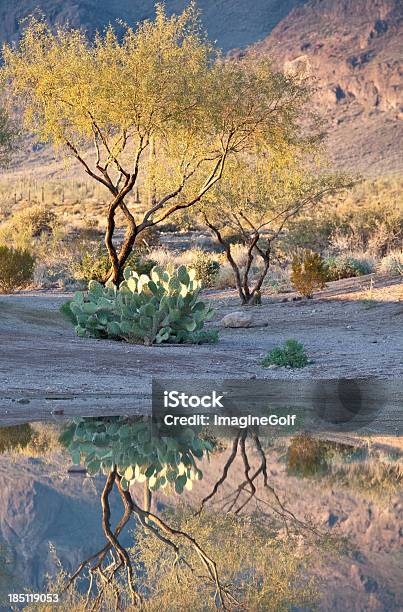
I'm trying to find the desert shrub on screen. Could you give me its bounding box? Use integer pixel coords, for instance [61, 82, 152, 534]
[0, 245, 35, 293]
[134, 226, 161, 253]
[134, 257, 157, 277]
[0, 424, 33, 453]
[225, 243, 250, 268]
[134, 508, 319, 611]
[287, 437, 402, 499]
[66, 265, 217, 345]
[281, 216, 335, 253]
[220, 229, 245, 245]
[324, 255, 374, 281]
[263, 266, 293, 294]
[290, 250, 327, 298]
[213, 264, 237, 289]
[0, 204, 58, 249]
[379, 250, 403, 277]
[262, 339, 309, 369]
[1, 423, 63, 457]
[73, 245, 109, 283]
[74, 245, 157, 283]
[281, 176, 403, 255]
[287, 435, 330, 477]
[190, 249, 220, 287]
[157, 221, 179, 233]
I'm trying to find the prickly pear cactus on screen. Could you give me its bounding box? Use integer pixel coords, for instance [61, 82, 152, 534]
[67, 265, 217, 345]
[60, 417, 214, 494]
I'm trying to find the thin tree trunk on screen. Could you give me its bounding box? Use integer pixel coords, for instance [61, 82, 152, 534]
[143, 481, 152, 513]
[203, 214, 247, 304]
[251, 245, 271, 297]
[242, 234, 259, 303]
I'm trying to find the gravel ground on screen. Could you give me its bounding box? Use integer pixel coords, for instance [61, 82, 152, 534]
[0, 274, 401, 422]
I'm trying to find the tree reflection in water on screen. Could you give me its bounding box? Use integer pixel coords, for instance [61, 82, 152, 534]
[57, 417, 323, 610]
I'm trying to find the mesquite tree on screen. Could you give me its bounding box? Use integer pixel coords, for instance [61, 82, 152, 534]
[2, 3, 316, 283]
[202, 155, 353, 305]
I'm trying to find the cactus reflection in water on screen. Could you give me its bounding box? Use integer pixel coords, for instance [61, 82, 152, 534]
[61, 417, 214, 495]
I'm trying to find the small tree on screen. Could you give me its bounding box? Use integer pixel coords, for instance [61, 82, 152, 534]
[202, 155, 353, 304]
[2, 4, 318, 284]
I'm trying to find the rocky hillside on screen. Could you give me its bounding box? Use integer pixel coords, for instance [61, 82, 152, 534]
[248, 0, 403, 175]
[0, 0, 304, 53]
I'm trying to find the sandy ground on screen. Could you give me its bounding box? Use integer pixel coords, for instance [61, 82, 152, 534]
[0, 274, 402, 422]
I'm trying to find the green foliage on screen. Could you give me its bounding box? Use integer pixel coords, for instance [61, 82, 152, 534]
[59, 300, 77, 324]
[73, 245, 109, 283]
[324, 255, 374, 281]
[262, 339, 309, 369]
[67, 264, 216, 345]
[379, 250, 403, 277]
[190, 249, 220, 288]
[2, 8, 323, 289]
[0, 245, 35, 293]
[281, 215, 335, 253]
[60, 417, 215, 494]
[291, 249, 327, 298]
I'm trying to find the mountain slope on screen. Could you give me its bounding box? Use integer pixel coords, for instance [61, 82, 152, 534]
[0, 0, 306, 52]
[248, 0, 403, 175]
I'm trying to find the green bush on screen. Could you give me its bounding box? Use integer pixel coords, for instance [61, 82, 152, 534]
[74, 245, 109, 283]
[324, 255, 374, 281]
[290, 250, 327, 298]
[66, 264, 217, 345]
[191, 249, 220, 288]
[379, 251, 403, 277]
[0, 246, 35, 293]
[262, 339, 309, 369]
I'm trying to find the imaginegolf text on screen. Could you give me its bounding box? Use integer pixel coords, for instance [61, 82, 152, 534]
[163, 414, 297, 428]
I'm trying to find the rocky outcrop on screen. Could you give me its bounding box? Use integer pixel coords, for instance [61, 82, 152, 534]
[249, 0, 403, 175]
[255, 0, 402, 116]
